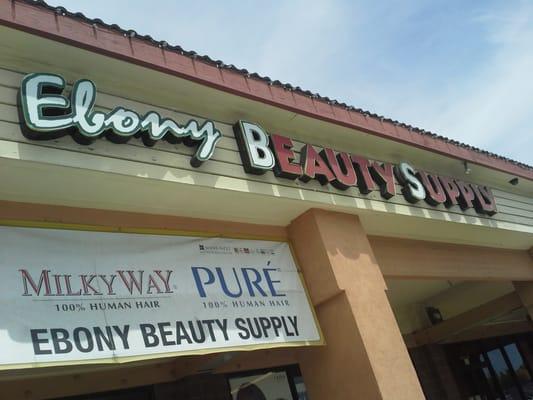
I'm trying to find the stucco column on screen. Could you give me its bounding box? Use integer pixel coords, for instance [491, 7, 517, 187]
[289, 209, 424, 400]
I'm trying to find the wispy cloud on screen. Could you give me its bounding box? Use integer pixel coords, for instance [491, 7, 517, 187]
[407, 2, 533, 162]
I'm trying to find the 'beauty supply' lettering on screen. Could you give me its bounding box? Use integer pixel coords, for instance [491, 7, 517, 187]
[233, 121, 497, 215]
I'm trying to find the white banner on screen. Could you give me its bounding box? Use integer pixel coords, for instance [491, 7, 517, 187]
[0, 227, 321, 369]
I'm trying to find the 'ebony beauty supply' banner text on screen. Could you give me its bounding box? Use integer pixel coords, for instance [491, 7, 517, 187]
[0, 227, 321, 368]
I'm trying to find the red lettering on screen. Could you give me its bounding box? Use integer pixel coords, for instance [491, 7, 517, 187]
[369, 162, 396, 199]
[320, 148, 357, 190]
[20, 269, 52, 296]
[417, 171, 446, 205]
[471, 184, 498, 215]
[270, 134, 302, 179]
[117, 270, 144, 295]
[52, 274, 65, 296]
[299, 144, 335, 185]
[438, 176, 461, 207]
[80, 274, 102, 295]
[146, 274, 163, 294]
[455, 180, 476, 210]
[64, 274, 82, 296]
[351, 155, 376, 194]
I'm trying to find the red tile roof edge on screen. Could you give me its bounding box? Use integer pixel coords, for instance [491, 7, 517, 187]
[1, 0, 532, 181]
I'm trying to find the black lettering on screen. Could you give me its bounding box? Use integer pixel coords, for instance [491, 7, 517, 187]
[248, 318, 262, 339]
[281, 317, 293, 337]
[271, 317, 283, 337]
[94, 326, 116, 351]
[288, 316, 299, 336]
[203, 319, 217, 342]
[140, 323, 159, 347]
[113, 325, 130, 349]
[259, 317, 272, 338]
[51, 328, 72, 354]
[176, 321, 192, 344]
[188, 320, 206, 343]
[31, 329, 52, 355]
[214, 319, 229, 341]
[235, 318, 250, 340]
[73, 327, 94, 353]
[158, 322, 175, 346]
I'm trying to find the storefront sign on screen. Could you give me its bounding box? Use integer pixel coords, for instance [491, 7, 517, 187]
[17, 73, 497, 216]
[0, 227, 321, 369]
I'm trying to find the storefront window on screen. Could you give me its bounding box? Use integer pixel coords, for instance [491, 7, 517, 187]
[446, 334, 533, 400]
[482, 365, 500, 397]
[503, 344, 533, 398]
[486, 348, 522, 399]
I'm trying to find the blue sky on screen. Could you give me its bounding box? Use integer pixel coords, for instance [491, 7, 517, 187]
[48, 1, 533, 165]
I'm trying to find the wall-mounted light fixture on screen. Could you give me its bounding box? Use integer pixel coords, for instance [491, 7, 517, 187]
[425, 306, 444, 325]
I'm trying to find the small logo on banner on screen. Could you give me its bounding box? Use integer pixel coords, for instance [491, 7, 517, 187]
[233, 247, 275, 255]
[198, 244, 275, 255]
[198, 244, 233, 255]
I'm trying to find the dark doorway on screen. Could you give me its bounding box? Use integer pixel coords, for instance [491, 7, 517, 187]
[446, 333, 533, 399]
